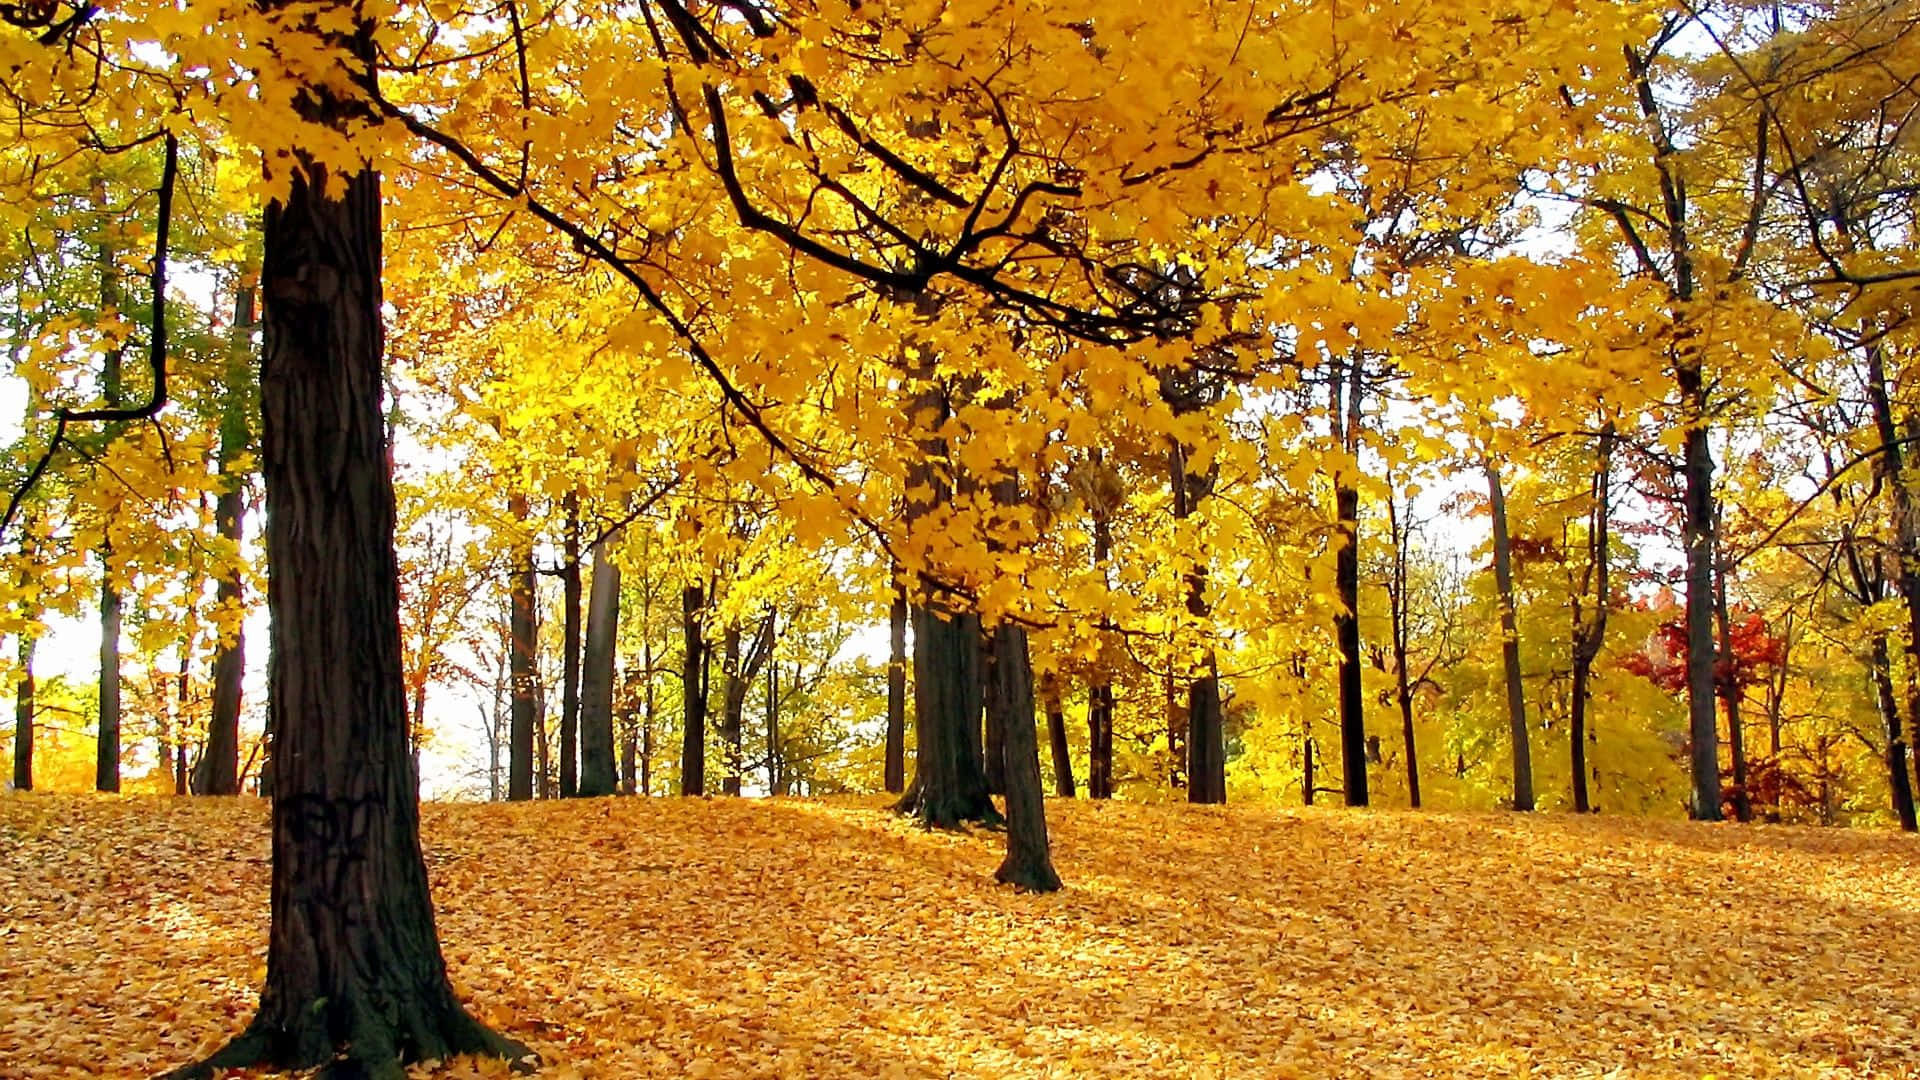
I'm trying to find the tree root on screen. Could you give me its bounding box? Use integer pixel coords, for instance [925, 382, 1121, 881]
[157, 1000, 537, 1080]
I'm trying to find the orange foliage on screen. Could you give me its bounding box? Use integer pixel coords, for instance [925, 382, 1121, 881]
[2, 794, 1917, 1077]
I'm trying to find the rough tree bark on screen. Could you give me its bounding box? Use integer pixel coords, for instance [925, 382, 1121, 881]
[987, 623, 1061, 891]
[576, 539, 620, 797]
[163, 76, 528, 1077]
[681, 583, 709, 796]
[895, 604, 996, 826]
[1485, 460, 1535, 812]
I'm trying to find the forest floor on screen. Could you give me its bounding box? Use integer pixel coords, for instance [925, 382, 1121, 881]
[2, 795, 1918, 1078]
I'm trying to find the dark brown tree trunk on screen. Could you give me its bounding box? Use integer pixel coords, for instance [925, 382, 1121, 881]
[1570, 425, 1613, 814]
[680, 584, 708, 796]
[895, 604, 996, 827]
[1042, 674, 1074, 797]
[1087, 508, 1115, 800]
[95, 182, 124, 796]
[883, 571, 908, 794]
[1170, 441, 1226, 805]
[1861, 342, 1920, 824]
[719, 611, 773, 797]
[1713, 548, 1751, 822]
[1485, 460, 1535, 812]
[558, 494, 581, 798]
[12, 620, 32, 791]
[982, 630, 1007, 796]
[201, 282, 252, 796]
[988, 624, 1060, 891]
[1679, 381, 1722, 821]
[1302, 732, 1316, 806]
[164, 124, 526, 1079]
[507, 495, 537, 803]
[1331, 354, 1367, 807]
[1385, 484, 1420, 809]
[576, 540, 619, 797]
[202, 450, 247, 794]
[1869, 634, 1919, 831]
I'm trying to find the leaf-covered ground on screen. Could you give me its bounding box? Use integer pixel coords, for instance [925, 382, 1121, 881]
[3, 795, 1918, 1078]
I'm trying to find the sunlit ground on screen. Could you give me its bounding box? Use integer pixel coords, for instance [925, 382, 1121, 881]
[2, 793, 1917, 1077]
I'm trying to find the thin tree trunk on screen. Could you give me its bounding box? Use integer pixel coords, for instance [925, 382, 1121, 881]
[1171, 439, 1226, 804]
[507, 494, 537, 802]
[559, 493, 581, 798]
[1486, 460, 1535, 812]
[95, 179, 124, 795]
[883, 570, 908, 794]
[202, 310, 249, 796]
[681, 584, 708, 796]
[1714, 546, 1751, 822]
[1042, 673, 1074, 797]
[1332, 353, 1367, 807]
[12, 618, 32, 791]
[165, 128, 524, 1079]
[988, 624, 1060, 891]
[1570, 424, 1613, 814]
[1386, 484, 1420, 809]
[1087, 510, 1115, 800]
[576, 539, 620, 797]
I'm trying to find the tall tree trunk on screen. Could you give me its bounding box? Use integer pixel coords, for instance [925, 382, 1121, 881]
[507, 495, 537, 802]
[1486, 460, 1535, 812]
[166, 126, 524, 1079]
[988, 624, 1061, 891]
[1042, 674, 1074, 797]
[883, 571, 908, 794]
[1713, 546, 1751, 822]
[1171, 440, 1226, 804]
[576, 540, 620, 797]
[1861, 342, 1920, 821]
[1385, 484, 1419, 809]
[1570, 425, 1613, 814]
[1087, 509, 1115, 800]
[202, 304, 248, 794]
[680, 584, 708, 796]
[94, 181, 124, 795]
[558, 494, 581, 798]
[1680, 407, 1720, 821]
[1332, 353, 1367, 807]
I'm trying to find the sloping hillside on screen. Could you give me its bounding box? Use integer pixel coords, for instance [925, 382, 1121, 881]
[2, 794, 1916, 1078]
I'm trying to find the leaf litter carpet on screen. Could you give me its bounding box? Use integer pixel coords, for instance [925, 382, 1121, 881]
[2, 794, 1916, 1077]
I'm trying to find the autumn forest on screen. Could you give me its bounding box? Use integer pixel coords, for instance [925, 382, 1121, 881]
[3, 0, 1920, 1075]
